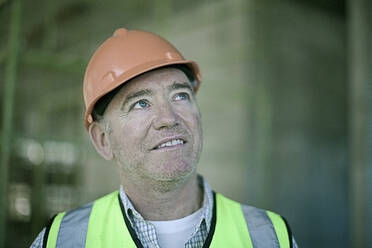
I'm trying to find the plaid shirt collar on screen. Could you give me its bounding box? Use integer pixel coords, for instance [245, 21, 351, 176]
[119, 174, 214, 233]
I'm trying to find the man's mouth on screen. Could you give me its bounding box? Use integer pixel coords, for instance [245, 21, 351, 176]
[153, 138, 186, 150]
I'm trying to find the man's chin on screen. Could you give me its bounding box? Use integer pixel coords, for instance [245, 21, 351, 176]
[147, 165, 195, 186]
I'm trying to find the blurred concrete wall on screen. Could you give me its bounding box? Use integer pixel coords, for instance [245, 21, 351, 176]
[245, 1, 348, 246]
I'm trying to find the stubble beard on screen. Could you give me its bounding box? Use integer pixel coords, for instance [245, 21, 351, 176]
[116, 143, 202, 194]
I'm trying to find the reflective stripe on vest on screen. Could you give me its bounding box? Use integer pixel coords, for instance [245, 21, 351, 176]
[46, 191, 290, 248]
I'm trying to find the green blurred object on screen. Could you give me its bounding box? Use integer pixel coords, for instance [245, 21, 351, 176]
[349, 0, 372, 246]
[0, 0, 22, 247]
[0, 0, 7, 8]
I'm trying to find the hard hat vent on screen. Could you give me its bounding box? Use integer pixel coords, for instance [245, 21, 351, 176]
[113, 28, 128, 37]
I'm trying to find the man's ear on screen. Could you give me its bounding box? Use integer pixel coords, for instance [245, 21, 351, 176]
[88, 121, 114, 160]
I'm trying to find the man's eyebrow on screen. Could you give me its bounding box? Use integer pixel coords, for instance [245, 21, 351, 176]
[121, 89, 152, 109]
[168, 81, 194, 93]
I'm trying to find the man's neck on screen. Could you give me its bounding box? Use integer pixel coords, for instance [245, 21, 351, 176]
[120, 172, 203, 221]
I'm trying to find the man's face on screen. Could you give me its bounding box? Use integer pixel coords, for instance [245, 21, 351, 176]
[102, 67, 203, 182]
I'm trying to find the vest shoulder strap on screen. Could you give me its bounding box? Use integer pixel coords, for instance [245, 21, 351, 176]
[210, 193, 253, 247]
[46, 212, 65, 248]
[46, 201, 93, 248]
[266, 211, 291, 248]
[242, 204, 291, 248]
[45, 191, 134, 248]
[85, 191, 136, 248]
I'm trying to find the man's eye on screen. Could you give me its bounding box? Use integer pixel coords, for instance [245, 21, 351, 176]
[132, 100, 149, 110]
[174, 92, 190, 101]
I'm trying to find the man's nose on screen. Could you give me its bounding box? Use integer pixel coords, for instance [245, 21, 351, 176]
[153, 102, 179, 130]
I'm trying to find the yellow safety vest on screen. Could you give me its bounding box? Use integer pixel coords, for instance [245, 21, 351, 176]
[45, 191, 291, 248]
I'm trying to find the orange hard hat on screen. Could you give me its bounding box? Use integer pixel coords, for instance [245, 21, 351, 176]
[83, 28, 202, 129]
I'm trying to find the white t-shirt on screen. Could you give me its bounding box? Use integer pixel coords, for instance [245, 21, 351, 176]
[149, 208, 203, 248]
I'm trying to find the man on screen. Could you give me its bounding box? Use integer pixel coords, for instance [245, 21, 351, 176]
[31, 28, 298, 248]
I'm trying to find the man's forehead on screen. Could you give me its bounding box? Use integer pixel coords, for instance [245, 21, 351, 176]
[119, 67, 192, 96]
[92, 66, 194, 118]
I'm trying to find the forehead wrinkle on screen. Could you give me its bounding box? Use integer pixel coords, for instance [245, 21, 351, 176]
[167, 81, 194, 93]
[121, 89, 152, 110]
